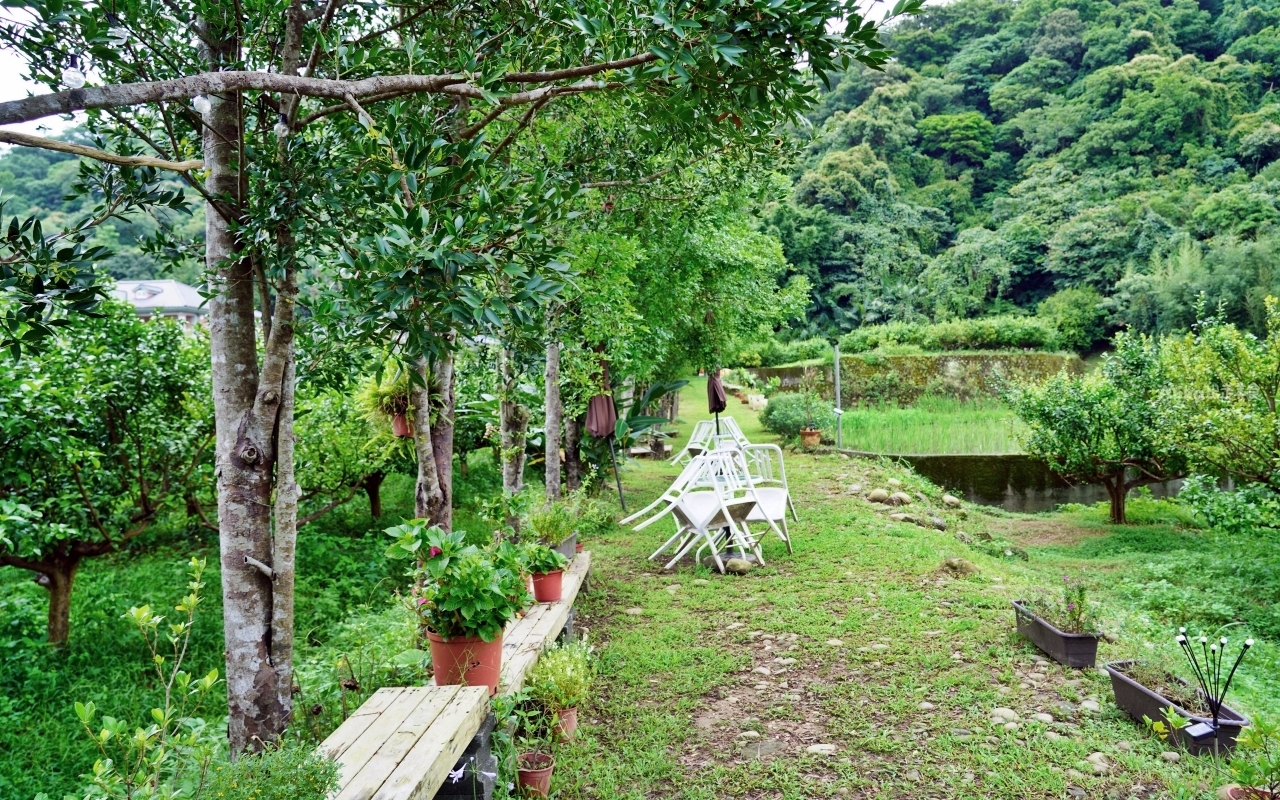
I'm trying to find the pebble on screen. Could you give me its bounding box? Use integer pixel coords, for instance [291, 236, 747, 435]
[725, 558, 752, 575]
[888, 478, 902, 487]
[1068, 788, 1086, 798]
[1116, 741, 1131, 752]
[1080, 700, 1101, 712]
[1045, 731, 1061, 741]
[867, 488, 890, 503]
[752, 666, 772, 676]
[943, 493, 961, 507]
[725, 621, 743, 629]
[986, 736, 1000, 746]
[1161, 751, 1180, 763]
[666, 584, 680, 592]
[624, 607, 644, 615]
[1003, 722, 1020, 732]
[951, 729, 973, 741]
[774, 657, 798, 666]
[889, 491, 913, 506]
[694, 579, 712, 586]
[1034, 713, 1054, 724]
[870, 643, 889, 651]
[807, 743, 838, 755]
[1067, 769, 1084, 779]
[992, 708, 1020, 722]
[918, 701, 936, 711]
[826, 638, 844, 647]
[955, 531, 974, 544]
[905, 769, 922, 782]
[738, 730, 760, 739]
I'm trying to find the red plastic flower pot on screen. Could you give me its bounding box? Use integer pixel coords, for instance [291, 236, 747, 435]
[391, 412, 412, 438]
[531, 570, 564, 603]
[426, 630, 502, 696]
[575, 542, 584, 553]
[516, 752, 554, 797]
[554, 706, 579, 740]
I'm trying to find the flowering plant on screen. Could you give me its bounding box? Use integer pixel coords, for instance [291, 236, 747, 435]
[525, 638, 595, 712]
[386, 522, 528, 642]
[1029, 575, 1101, 634]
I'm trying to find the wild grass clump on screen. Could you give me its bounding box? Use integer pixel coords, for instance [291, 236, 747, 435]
[839, 396, 1024, 455]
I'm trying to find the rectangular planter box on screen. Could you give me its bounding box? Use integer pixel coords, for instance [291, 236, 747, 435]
[1012, 600, 1101, 668]
[554, 533, 577, 563]
[1104, 660, 1249, 754]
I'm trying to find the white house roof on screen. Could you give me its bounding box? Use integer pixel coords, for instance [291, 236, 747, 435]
[112, 280, 208, 316]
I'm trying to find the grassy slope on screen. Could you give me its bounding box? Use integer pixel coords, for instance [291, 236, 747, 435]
[838, 397, 1025, 455]
[553, 378, 1275, 799]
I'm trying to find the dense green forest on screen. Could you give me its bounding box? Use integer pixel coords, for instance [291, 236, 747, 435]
[766, 0, 1280, 340]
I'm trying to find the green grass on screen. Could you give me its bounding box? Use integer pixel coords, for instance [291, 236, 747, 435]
[838, 396, 1026, 455]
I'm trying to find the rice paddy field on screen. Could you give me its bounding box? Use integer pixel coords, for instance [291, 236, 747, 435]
[837, 396, 1026, 456]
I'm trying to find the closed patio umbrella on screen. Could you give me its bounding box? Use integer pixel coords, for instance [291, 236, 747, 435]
[586, 368, 627, 511]
[707, 370, 727, 435]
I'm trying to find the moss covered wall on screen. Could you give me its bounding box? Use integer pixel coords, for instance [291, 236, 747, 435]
[752, 352, 1084, 405]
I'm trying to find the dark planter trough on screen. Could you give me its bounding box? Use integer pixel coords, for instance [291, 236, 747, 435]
[554, 533, 577, 562]
[1012, 600, 1101, 668]
[1104, 660, 1249, 754]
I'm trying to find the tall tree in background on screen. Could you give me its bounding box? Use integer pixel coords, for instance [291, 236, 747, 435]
[1, 0, 918, 752]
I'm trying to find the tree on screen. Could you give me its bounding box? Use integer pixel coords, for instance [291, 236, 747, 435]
[1160, 297, 1280, 490]
[0, 301, 210, 643]
[1006, 332, 1186, 523]
[1, 0, 916, 752]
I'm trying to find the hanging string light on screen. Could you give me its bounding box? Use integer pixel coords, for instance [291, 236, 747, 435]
[61, 55, 86, 89]
[192, 95, 211, 115]
[106, 26, 129, 46]
[273, 113, 289, 139]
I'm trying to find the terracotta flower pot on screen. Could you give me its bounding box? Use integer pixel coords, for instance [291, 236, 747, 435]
[391, 412, 412, 438]
[555, 706, 579, 740]
[516, 752, 554, 797]
[531, 570, 564, 603]
[426, 630, 502, 696]
[575, 542, 584, 553]
[1219, 787, 1276, 800]
[799, 428, 821, 448]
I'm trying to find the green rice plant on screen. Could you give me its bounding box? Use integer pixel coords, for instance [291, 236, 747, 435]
[839, 396, 1026, 455]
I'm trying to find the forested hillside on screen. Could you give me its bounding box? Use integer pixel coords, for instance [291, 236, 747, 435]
[765, 0, 1280, 339]
[0, 138, 203, 283]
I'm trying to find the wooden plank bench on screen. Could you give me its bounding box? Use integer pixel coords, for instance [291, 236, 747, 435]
[320, 552, 592, 800]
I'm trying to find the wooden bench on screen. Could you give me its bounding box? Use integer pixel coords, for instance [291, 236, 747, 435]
[320, 552, 592, 800]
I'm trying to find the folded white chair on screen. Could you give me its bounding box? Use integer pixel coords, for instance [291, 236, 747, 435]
[618, 455, 708, 529]
[669, 420, 715, 465]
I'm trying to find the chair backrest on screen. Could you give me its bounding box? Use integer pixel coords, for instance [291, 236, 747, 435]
[742, 443, 787, 489]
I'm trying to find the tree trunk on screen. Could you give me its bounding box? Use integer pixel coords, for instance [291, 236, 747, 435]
[544, 338, 562, 502]
[429, 350, 455, 532]
[363, 471, 385, 518]
[1103, 471, 1127, 524]
[499, 347, 529, 495]
[565, 414, 583, 493]
[43, 558, 79, 646]
[411, 358, 449, 527]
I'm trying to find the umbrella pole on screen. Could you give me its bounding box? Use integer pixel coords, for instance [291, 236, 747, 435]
[608, 436, 627, 512]
[715, 412, 720, 436]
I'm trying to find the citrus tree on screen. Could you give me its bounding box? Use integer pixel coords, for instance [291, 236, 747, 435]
[0, 301, 210, 643]
[1006, 331, 1186, 523]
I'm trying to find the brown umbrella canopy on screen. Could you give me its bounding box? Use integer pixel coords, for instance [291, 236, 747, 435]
[707, 372, 728, 414]
[586, 394, 618, 439]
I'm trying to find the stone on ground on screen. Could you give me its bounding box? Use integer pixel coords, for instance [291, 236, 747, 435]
[943, 493, 962, 507]
[944, 557, 979, 576]
[725, 558, 752, 575]
[807, 743, 838, 755]
[867, 488, 890, 503]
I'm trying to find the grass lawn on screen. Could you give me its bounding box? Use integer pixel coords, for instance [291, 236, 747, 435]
[551, 378, 1277, 799]
[838, 397, 1026, 456]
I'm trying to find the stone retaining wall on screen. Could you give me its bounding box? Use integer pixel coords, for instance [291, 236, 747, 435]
[752, 352, 1084, 405]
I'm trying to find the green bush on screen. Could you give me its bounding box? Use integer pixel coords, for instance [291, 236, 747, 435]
[204, 741, 341, 800]
[1037, 287, 1107, 352]
[839, 315, 1059, 354]
[759, 392, 835, 440]
[735, 337, 831, 367]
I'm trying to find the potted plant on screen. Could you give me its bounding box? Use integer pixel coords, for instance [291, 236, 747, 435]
[358, 370, 413, 438]
[528, 502, 577, 560]
[516, 746, 555, 797]
[1218, 715, 1280, 799]
[526, 638, 595, 740]
[1106, 628, 1253, 754]
[522, 543, 570, 603]
[386, 523, 528, 695]
[799, 394, 822, 448]
[1012, 575, 1103, 667]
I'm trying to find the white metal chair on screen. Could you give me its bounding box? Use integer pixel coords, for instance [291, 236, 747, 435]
[618, 455, 709, 529]
[669, 420, 715, 465]
[742, 444, 796, 553]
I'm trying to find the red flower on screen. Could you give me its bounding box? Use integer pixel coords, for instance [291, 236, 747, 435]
[429, 546, 442, 558]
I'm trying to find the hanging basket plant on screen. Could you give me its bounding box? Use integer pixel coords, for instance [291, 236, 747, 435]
[357, 368, 414, 438]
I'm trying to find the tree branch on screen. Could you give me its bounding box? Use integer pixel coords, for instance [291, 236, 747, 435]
[298, 484, 360, 526]
[0, 129, 204, 172]
[504, 53, 658, 84]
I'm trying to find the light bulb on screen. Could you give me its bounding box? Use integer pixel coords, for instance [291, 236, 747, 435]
[61, 67, 85, 89]
[192, 95, 211, 115]
[273, 120, 289, 138]
[107, 26, 129, 46]
[1245, 639, 1254, 647]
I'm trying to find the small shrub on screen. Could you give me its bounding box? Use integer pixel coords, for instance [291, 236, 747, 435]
[1178, 474, 1280, 535]
[1229, 715, 1280, 797]
[759, 392, 835, 440]
[1037, 287, 1107, 352]
[839, 315, 1058, 354]
[203, 741, 341, 800]
[527, 502, 576, 545]
[526, 638, 595, 712]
